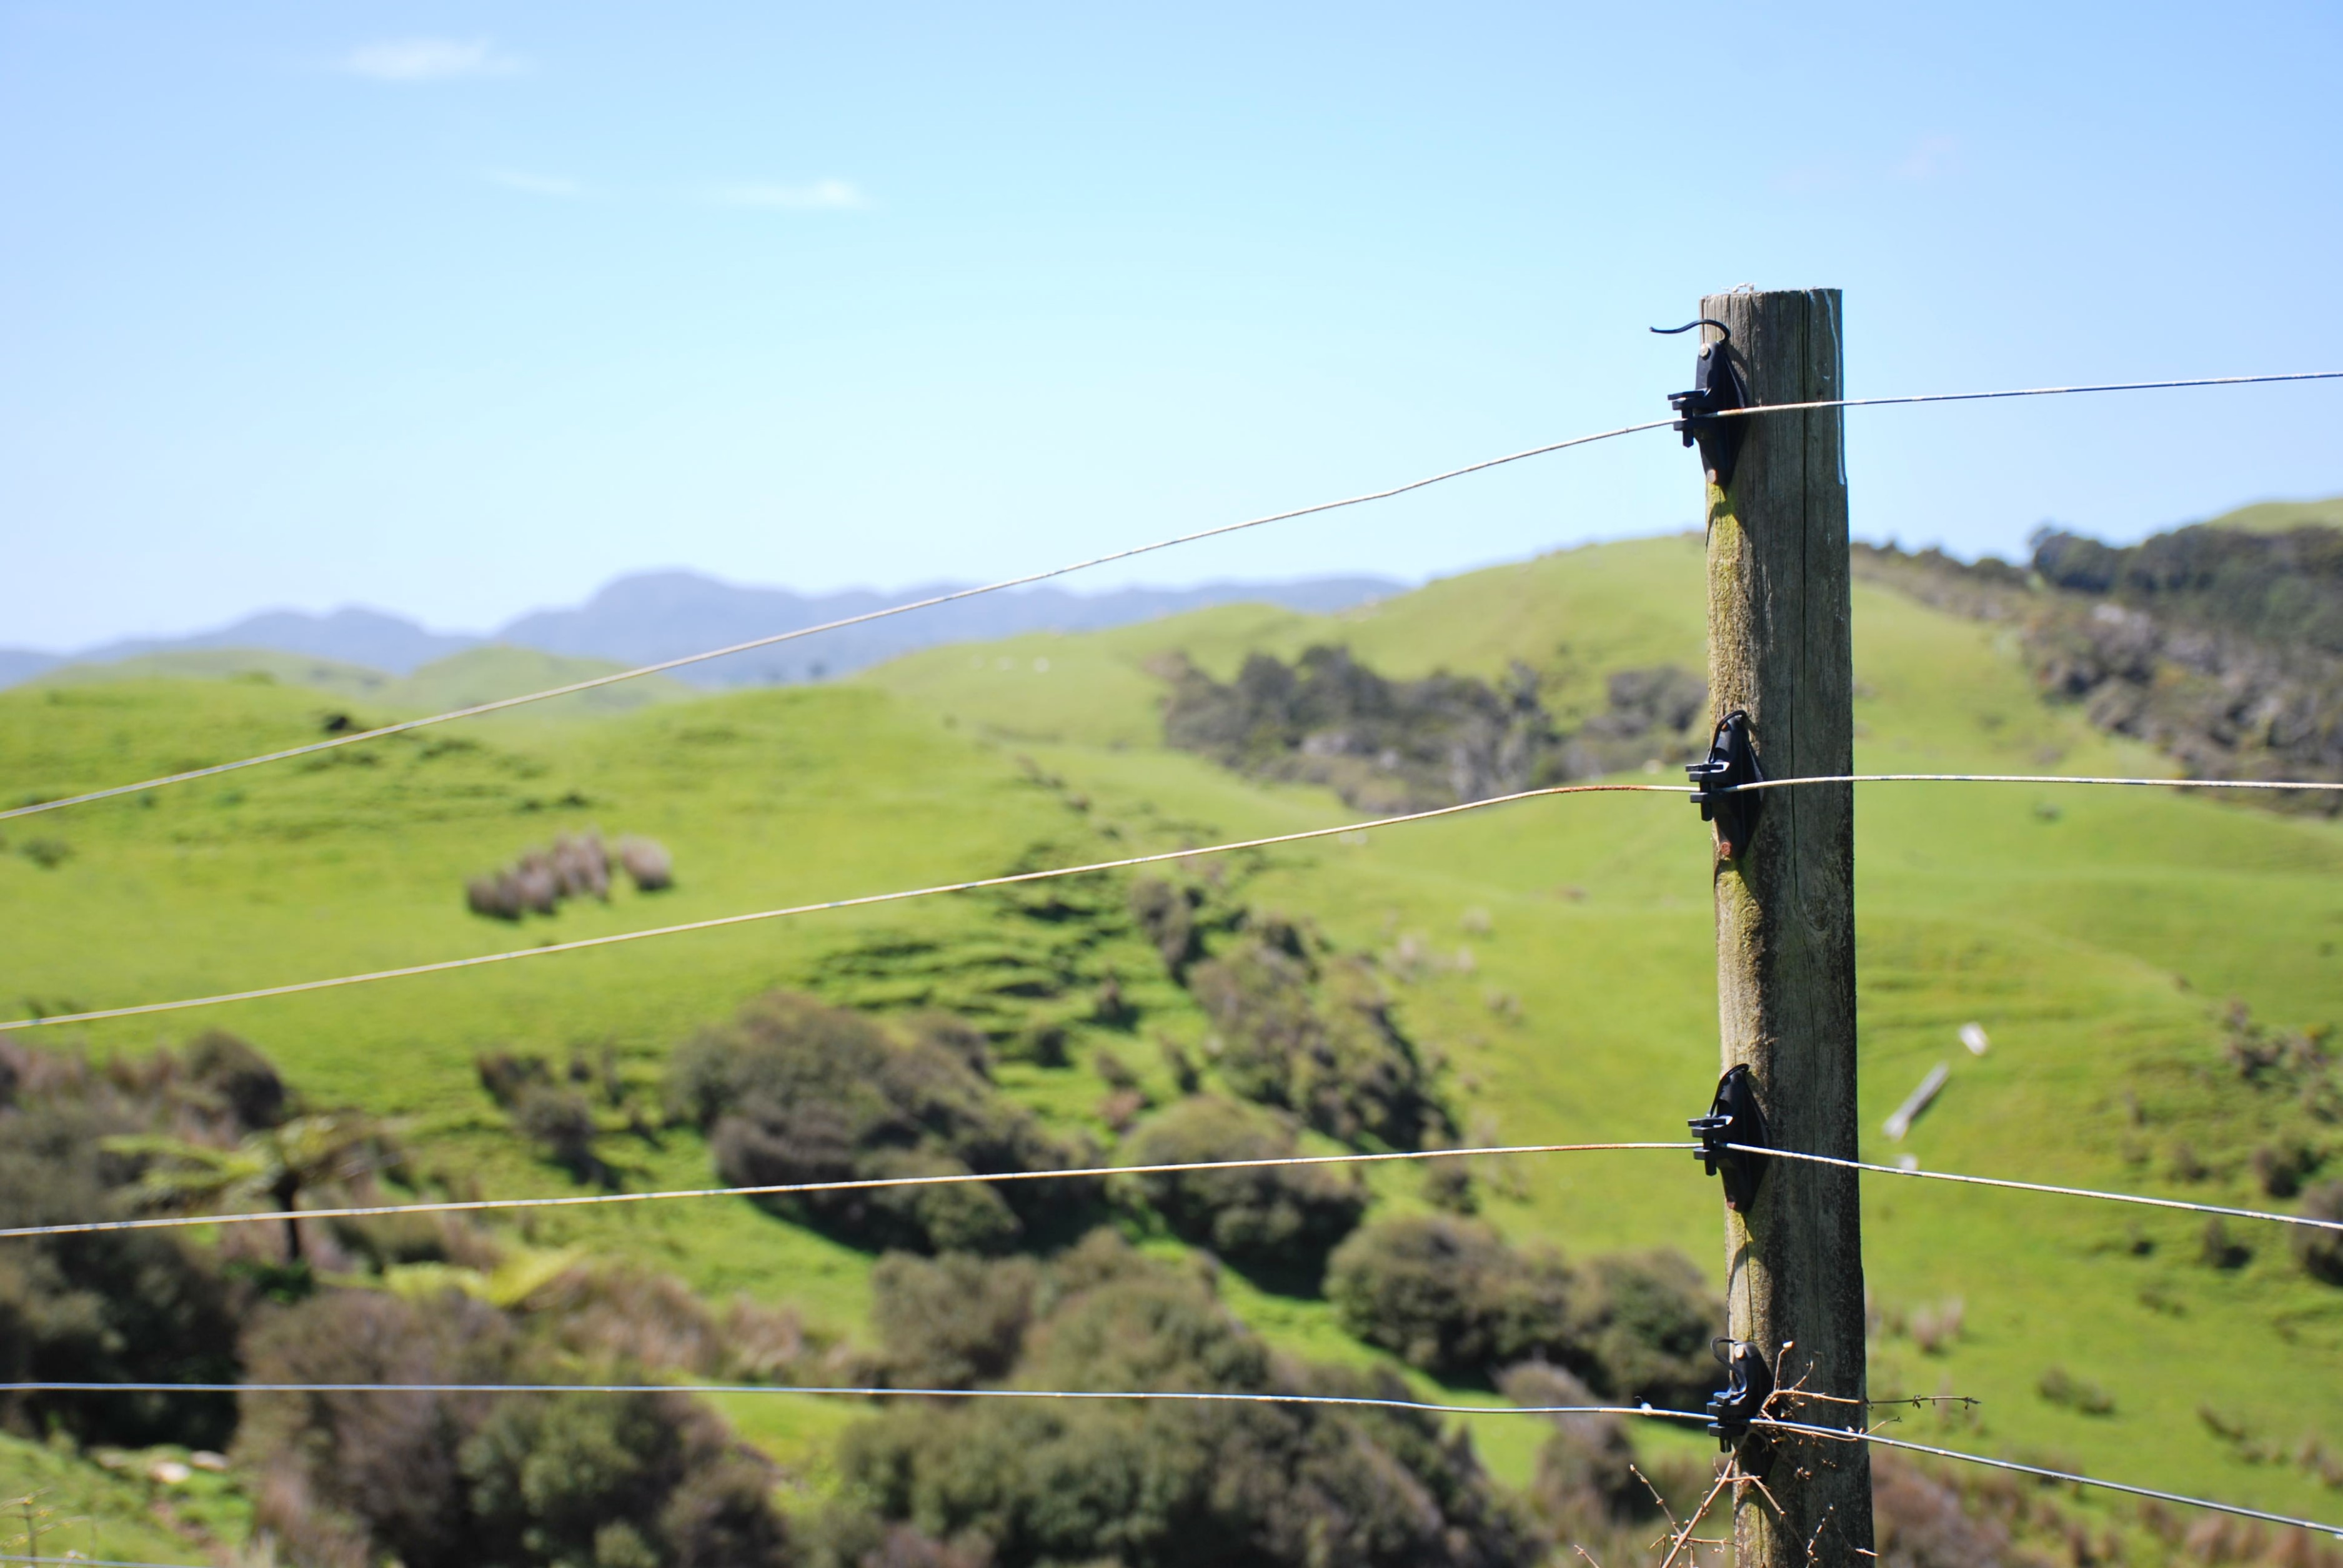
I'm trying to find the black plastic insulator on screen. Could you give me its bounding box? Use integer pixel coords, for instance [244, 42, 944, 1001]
[1689, 1063, 1768, 1212]
[1685, 710, 1764, 860]
[1705, 1338, 1776, 1447]
[1665, 335, 1751, 488]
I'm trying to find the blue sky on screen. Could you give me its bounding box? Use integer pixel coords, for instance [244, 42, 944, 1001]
[4, 2, 2339, 648]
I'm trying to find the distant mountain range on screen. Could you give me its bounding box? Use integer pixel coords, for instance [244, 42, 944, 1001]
[0, 570, 1404, 689]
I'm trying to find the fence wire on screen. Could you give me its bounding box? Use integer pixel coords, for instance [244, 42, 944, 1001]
[0, 1139, 1687, 1242]
[4, 1382, 2334, 1539]
[9, 368, 2334, 827]
[9, 768, 2341, 1035]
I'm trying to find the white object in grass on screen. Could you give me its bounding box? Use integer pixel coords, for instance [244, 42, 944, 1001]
[1883, 1063, 1951, 1141]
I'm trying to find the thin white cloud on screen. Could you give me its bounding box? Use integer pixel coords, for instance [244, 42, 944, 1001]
[485, 169, 585, 198]
[1895, 135, 1961, 182]
[703, 178, 871, 212]
[341, 37, 524, 82]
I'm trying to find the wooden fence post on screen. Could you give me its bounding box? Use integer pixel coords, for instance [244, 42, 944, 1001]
[1698, 286, 1872, 1564]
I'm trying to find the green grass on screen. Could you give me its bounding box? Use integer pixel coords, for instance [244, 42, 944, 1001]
[2202, 494, 2343, 533]
[33, 642, 696, 722]
[5, 534, 2343, 1527]
[0, 1433, 251, 1565]
[878, 537, 2343, 1517]
[34, 646, 400, 702]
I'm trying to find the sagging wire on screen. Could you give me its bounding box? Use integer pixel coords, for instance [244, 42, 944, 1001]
[9, 768, 2341, 1035]
[1754, 1415, 2343, 1539]
[1734, 1143, 2343, 1236]
[9, 369, 2335, 826]
[0, 1139, 1691, 1242]
[3, 1382, 2333, 1538]
[0, 781, 1683, 1031]
[0, 420, 1679, 825]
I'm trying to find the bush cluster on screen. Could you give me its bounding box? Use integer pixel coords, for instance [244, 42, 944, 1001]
[1184, 924, 1446, 1149]
[1158, 644, 1714, 808]
[239, 1289, 788, 1568]
[669, 991, 1095, 1254]
[1326, 1215, 1719, 1407]
[1552, 664, 1710, 778]
[1325, 1214, 1568, 1377]
[1856, 531, 2343, 801]
[477, 1049, 630, 1184]
[1870, 1456, 2015, 1568]
[0, 1099, 244, 1450]
[0, 1034, 292, 1451]
[1159, 645, 1556, 811]
[1128, 876, 1202, 973]
[2296, 1180, 2343, 1284]
[825, 1232, 1538, 1568]
[1495, 1361, 1716, 1561]
[2032, 521, 2343, 655]
[1120, 1095, 1365, 1276]
[1, 1031, 810, 1567]
[868, 1251, 1038, 1391]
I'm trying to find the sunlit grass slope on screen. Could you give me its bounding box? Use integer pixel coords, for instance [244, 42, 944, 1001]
[0, 1430, 250, 1566]
[34, 648, 397, 702]
[32, 643, 695, 720]
[0, 676, 1148, 1331]
[869, 534, 2343, 1516]
[2, 532, 2341, 1522]
[2206, 495, 2343, 533]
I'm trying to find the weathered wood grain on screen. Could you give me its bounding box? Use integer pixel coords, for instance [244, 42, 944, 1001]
[1699, 287, 1871, 1566]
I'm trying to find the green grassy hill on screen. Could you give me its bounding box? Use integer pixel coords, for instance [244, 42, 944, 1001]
[4, 535, 2341, 1554]
[876, 535, 2343, 1516]
[34, 646, 399, 702]
[2204, 495, 2343, 533]
[33, 643, 697, 720]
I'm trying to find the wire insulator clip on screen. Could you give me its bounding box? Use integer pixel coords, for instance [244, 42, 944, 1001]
[1689, 1063, 1768, 1211]
[1686, 710, 1764, 859]
[1705, 1337, 1776, 1447]
[1654, 319, 1751, 487]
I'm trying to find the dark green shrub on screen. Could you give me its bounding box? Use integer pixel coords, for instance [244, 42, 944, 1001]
[1421, 1153, 1476, 1214]
[798, 1511, 978, 1568]
[1128, 877, 1198, 972]
[477, 1049, 555, 1107]
[185, 1030, 289, 1129]
[19, 836, 71, 869]
[1498, 1363, 1658, 1537]
[669, 991, 1093, 1254]
[833, 1239, 1536, 1568]
[236, 1289, 513, 1567]
[0, 1099, 242, 1449]
[1327, 1219, 1720, 1401]
[1569, 1251, 1721, 1411]
[871, 1251, 1037, 1390]
[1158, 645, 1559, 810]
[462, 1391, 785, 1568]
[1122, 1096, 1364, 1274]
[2036, 1365, 2116, 1416]
[1185, 936, 1445, 1148]
[239, 1289, 788, 1568]
[524, 1263, 730, 1377]
[2295, 1180, 2343, 1284]
[907, 1013, 992, 1076]
[514, 1084, 607, 1183]
[2034, 522, 2343, 654]
[1872, 1454, 2013, 1567]
[1325, 1214, 1572, 1378]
